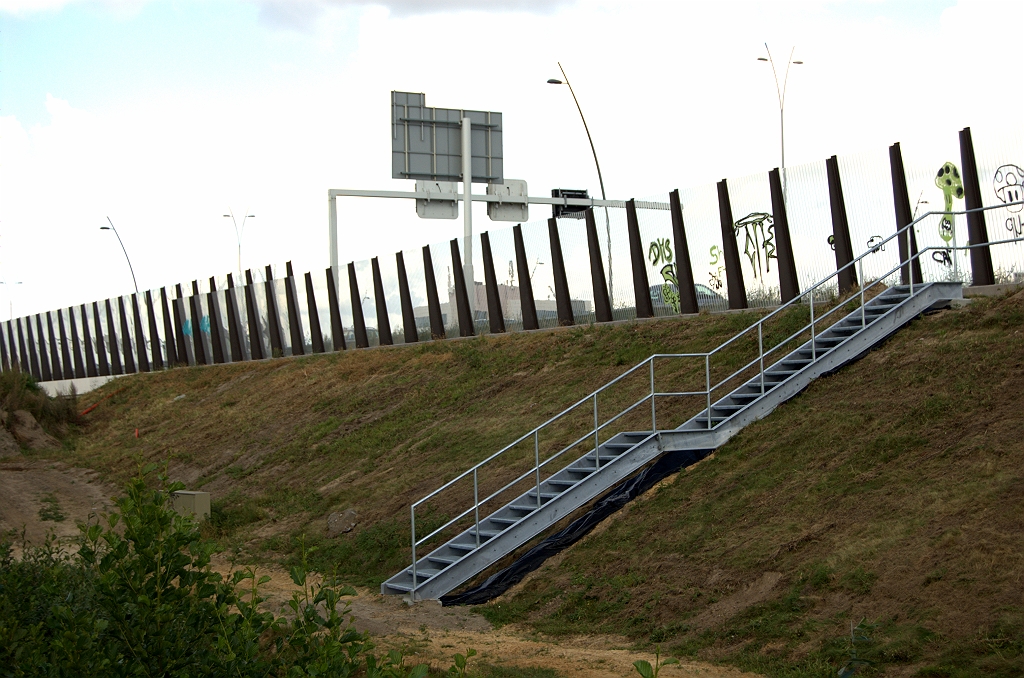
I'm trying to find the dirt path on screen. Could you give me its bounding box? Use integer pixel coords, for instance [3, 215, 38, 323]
[2, 458, 761, 677]
[211, 557, 761, 677]
[0, 456, 114, 551]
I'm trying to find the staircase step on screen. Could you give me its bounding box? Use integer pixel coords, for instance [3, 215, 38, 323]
[488, 517, 520, 526]
[472, 529, 503, 539]
[427, 555, 459, 566]
[510, 504, 541, 512]
[547, 479, 577, 489]
[449, 543, 477, 552]
[526, 491, 560, 501]
[406, 567, 442, 578]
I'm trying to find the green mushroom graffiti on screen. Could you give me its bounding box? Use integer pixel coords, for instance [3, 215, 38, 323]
[648, 238, 681, 313]
[935, 162, 964, 246]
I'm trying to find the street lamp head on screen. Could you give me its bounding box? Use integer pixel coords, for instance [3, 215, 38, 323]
[247, 215, 255, 218]
[100, 226, 111, 230]
[793, 60, 803, 64]
[223, 214, 231, 218]
[757, 57, 768, 61]
[547, 78, 563, 84]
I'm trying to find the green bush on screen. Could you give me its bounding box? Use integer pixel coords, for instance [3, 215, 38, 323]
[0, 464, 433, 678]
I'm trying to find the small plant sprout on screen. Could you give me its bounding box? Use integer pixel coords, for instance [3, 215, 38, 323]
[838, 618, 877, 677]
[448, 648, 476, 677]
[633, 645, 679, 678]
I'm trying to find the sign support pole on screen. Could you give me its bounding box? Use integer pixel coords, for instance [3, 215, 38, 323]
[462, 117, 475, 310]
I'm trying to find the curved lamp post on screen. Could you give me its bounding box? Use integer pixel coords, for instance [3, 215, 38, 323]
[758, 44, 803, 199]
[223, 209, 255, 278]
[548, 63, 614, 304]
[101, 217, 139, 296]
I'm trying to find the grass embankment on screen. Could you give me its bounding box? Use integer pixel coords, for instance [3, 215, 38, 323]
[479, 291, 1024, 677]
[52, 290, 1023, 676]
[64, 306, 777, 584]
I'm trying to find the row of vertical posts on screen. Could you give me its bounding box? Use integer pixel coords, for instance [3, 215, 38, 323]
[0, 130, 997, 384]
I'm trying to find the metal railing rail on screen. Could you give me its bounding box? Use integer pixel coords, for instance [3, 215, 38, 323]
[407, 201, 1023, 593]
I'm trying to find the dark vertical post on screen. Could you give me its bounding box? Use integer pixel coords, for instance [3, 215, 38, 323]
[547, 218, 575, 326]
[396, 253, 419, 343]
[224, 275, 245, 362]
[46, 312, 65, 380]
[21, 320, 39, 379]
[145, 292, 163, 370]
[422, 247, 447, 340]
[91, 302, 110, 376]
[889, 143, 924, 285]
[450, 240, 475, 337]
[170, 286, 188, 366]
[207, 277, 227, 364]
[668, 190, 700, 314]
[244, 271, 266, 360]
[480, 232, 506, 333]
[5, 322, 18, 373]
[826, 156, 858, 294]
[36, 315, 53, 382]
[513, 225, 539, 331]
[0, 324, 9, 372]
[626, 199, 654, 318]
[189, 281, 209, 366]
[264, 266, 284, 358]
[17, 319, 32, 375]
[370, 257, 393, 346]
[118, 298, 137, 373]
[959, 127, 996, 286]
[57, 311, 74, 379]
[768, 169, 801, 302]
[304, 272, 325, 353]
[159, 289, 178, 367]
[717, 180, 748, 310]
[31, 316, 49, 381]
[325, 267, 346, 351]
[584, 209, 613, 322]
[348, 262, 370, 348]
[284, 262, 305, 355]
[68, 310, 86, 378]
[131, 294, 150, 372]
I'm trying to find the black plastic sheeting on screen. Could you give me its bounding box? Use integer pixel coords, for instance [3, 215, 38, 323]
[440, 448, 713, 607]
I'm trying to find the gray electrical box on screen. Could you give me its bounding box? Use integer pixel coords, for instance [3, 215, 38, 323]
[170, 490, 211, 521]
[415, 180, 459, 219]
[392, 91, 503, 184]
[487, 179, 529, 222]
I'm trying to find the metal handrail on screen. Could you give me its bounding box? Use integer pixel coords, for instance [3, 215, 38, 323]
[407, 200, 1023, 592]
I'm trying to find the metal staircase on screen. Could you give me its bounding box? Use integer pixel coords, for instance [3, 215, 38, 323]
[382, 279, 962, 599]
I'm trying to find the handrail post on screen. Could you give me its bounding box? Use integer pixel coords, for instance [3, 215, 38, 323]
[410, 506, 417, 595]
[810, 292, 816, 361]
[859, 258, 866, 327]
[705, 354, 711, 429]
[534, 430, 541, 506]
[758, 323, 765, 394]
[593, 393, 600, 465]
[649, 358, 656, 431]
[473, 468, 480, 548]
[909, 252, 915, 295]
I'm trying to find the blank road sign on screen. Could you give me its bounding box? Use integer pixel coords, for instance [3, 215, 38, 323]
[392, 91, 503, 184]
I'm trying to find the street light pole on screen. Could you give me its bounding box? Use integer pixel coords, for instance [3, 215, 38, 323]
[758, 44, 803, 200]
[0, 280, 22, 320]
[101, 217, 139, 296]
[548, 63, 614, 306]
[224, 209, 255, 279]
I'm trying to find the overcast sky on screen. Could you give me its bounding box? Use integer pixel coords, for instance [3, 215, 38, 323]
[1, 0, 1021, 318]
